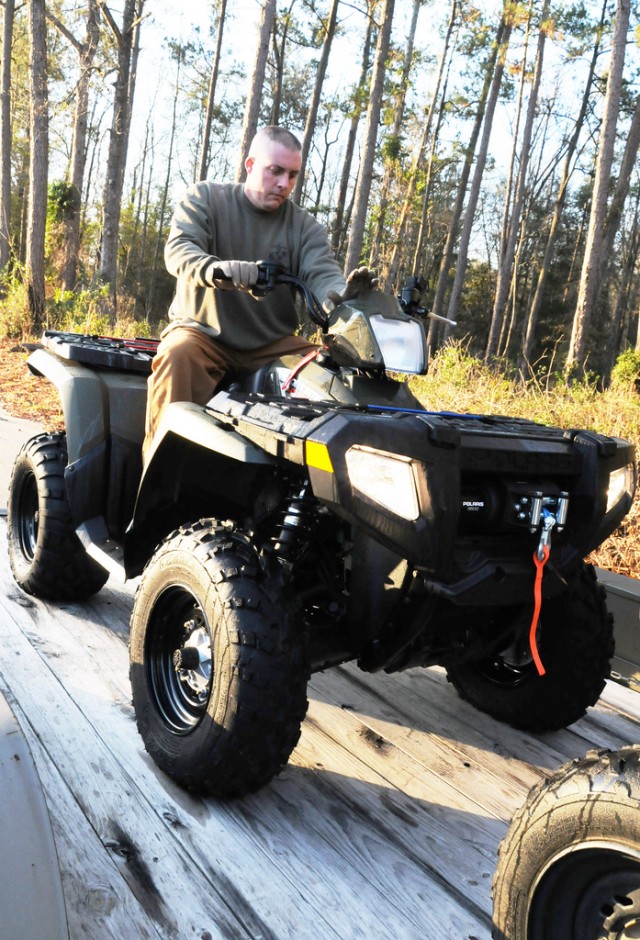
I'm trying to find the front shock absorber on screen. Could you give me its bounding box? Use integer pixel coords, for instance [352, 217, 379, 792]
[271, 482, 316, 562]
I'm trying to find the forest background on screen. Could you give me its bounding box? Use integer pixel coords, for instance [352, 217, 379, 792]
[2, 0, 640, 577]
[4, 0, 640, 381]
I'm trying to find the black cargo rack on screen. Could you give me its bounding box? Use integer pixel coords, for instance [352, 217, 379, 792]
[41, 330, 159, 374]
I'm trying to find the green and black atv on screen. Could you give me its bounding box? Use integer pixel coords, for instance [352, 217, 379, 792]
[7, 264, 636, 797]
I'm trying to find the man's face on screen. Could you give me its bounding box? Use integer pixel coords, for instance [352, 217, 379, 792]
[244, 140, 302, 211]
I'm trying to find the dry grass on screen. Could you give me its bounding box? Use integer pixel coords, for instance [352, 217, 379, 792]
[0, 338, 64, 425]
[1, 336, 638, 578]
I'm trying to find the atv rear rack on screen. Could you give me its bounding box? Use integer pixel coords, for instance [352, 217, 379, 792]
[41, 330, 158, 374]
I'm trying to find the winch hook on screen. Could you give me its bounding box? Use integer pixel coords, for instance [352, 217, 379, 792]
[536, 508, 556, 560]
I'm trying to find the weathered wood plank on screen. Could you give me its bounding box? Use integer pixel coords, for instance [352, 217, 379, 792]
[0, 689, 162, 940]
[4, 516, 640, 940]
[0, 592, 260, 940]
[376, 659, 640, 765]
[0, 529, 490, 939]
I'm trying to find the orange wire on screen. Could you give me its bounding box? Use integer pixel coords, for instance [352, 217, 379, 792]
[530, 546, 549, 676]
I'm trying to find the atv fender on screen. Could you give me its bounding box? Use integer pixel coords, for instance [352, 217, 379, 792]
[27, 348, 108, 462]
[143, 400, 275, 468]
[27, 347, 148, 459]
[124, 401, 275, 577]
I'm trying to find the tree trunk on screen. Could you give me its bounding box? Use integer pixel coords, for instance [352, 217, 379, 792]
[98, 0, 145, 312]
[0, 0, 14, 274]
[387, 0, 457, 288]
[410, 33, 456, 280]
[603, 181, 640, 375]
[26, 0, 49, 331]
[519, 0, 607, 373]
[566, 0, 630, 375]
[443, 6, 513, 331]
[270, 2, 297, 127]
[486, 0, 548, 359]
[597, 91, 640, 377]
[292, 0, 339, 205]
[331, 5, 374, 256]
[197, 0, 226, 181]
[428, 9, 506, 335]
[344, 0, 395, 273]
[147, 48, 182, 315]
[236, 0, 277, 183]
[48, 1, 100, 291]
[368, 0, 420, 269]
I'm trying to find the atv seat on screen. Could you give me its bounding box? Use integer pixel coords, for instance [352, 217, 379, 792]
[225, 365, 274, 395]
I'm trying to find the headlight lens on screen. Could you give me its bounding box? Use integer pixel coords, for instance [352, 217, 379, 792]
[369, 315, 427, 373]
[606, 463, 636, 513]
[345, 445, 420, 520]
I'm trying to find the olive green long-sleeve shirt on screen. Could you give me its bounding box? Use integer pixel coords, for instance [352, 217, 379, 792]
[163, 181, 346, 350]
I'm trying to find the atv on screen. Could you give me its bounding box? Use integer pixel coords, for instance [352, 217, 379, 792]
[6, 264, 636, 797]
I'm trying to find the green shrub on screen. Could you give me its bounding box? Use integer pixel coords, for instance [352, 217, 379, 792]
[0, 270, 32, 339]
[611, 349, 640, 387]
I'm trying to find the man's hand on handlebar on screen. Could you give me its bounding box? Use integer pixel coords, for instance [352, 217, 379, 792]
[326, 266, 379, 307]
[206, 259, 260, 291]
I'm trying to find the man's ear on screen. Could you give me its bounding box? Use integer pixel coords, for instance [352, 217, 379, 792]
[244, 156, 254, 175]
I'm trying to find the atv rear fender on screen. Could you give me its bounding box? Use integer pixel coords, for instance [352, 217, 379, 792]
[28, 348, 118, 461]
[27, 348, 147, 538]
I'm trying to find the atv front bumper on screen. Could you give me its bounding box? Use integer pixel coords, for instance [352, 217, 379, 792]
[207, 393, 635, 607]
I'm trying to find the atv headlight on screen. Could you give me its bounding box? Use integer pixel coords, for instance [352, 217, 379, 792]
[369, 315, 427, 373]
[606, 463, 636, 513]
[345, 445, 420, 520]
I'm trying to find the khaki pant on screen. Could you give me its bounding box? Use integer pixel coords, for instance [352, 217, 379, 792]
[143, 326, 317, 460]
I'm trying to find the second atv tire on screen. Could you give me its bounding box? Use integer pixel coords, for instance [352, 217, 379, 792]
[7, 432, 109, 600]
[446, 562, 612, 732]
[492, 746, 640, 939]
[129, 520, 309, 798]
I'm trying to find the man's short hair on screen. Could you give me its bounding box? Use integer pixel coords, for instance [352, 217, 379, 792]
[251, 126, 302, 153]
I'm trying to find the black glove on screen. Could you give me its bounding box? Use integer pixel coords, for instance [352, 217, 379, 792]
[326, 266, 380, 307]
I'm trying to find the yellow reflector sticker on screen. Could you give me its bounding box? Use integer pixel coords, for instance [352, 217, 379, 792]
[306, 440, 334, 473]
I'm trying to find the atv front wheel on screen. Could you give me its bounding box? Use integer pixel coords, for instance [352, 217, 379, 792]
[492, 747, 640, 940]
[129, 520, 309, 798]
[7, 432, 109, 600]
[446, 562, 612, 731]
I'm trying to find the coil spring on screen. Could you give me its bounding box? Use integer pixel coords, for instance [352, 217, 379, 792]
[272, 484, 315, 561]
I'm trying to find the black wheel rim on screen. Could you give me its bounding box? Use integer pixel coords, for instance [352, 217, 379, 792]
[16, 469, 39, 561]
[145, 585, 213, 734]
[528, 846, 640, 939]
[472, 632, 536, 687]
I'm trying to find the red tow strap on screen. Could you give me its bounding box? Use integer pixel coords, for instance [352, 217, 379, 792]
[530, 547, 549, 676]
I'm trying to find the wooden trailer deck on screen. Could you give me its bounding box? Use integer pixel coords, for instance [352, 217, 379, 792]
[1, 515, 640, 940]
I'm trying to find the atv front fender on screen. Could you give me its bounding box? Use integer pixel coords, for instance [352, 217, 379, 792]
[143, 401, 275, 468]
[124, 402, 274, 576]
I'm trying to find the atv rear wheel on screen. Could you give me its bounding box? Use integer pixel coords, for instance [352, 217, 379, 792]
[129, 520, 309, 798]
[446, 562, 612, 731]
[7, 432, 109, 600]
[492, 747, 640, 940]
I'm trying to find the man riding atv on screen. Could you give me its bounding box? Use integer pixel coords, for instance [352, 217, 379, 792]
[6, 129, 636, 800]
[144, 124, 378, 460]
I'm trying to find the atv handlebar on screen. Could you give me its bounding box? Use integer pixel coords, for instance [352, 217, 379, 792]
[210, 262, 457, 332]
[210, 261, 330, 332]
